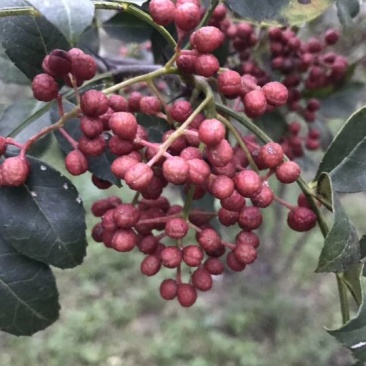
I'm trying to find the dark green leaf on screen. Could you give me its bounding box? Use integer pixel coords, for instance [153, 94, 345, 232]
[328, 284, 366, 363]
[0, 45, 29, 85]
[342, 264, 363, 306]
[316, 173, 360, 273]
[319, 82, 365, 120]
[0, 99, 51, 156]
[254, 111, 288, 142]
[224, 0, 335, 26]
[137, 113, 170, 143]
[360, 236, 366, 260]
[337, 0, 360, 28]
[0, 235, 60, 336]
[52, 101, 121, 186]
[151, 25, 176, 65]
[0, 156, 88, 269]
[0, 0, 70, 81]
[103, 12, 152, 43]
[316, 106, 366, 193]
[25, 0, 95, 45]
[77, 24, 100, 56]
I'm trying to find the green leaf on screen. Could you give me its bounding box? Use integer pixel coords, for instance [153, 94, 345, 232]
[316, 107, 366, 193]
[0, 0, 70, 81]
[254, 111, 288, 142]
[224, 0, 335, 26]
[52, 101, 121, 186]
[337, 0, 360, 28]
[151, 25, 176, 64]
[318, 82, 365, 120]
[0, 99, 51, 156]
[0, 44, 29, 85]
[77, 24, 100, 56]
[103, 12, 152, 43]
[315, 173, 360, 273]
[328, 281, 366, 364]
[342, 264, 363, 306]
[0, 156, 88, 269]
[137, 113, 170, 143]
[0, 235, 60, 336]
[25, 0, 95, 45]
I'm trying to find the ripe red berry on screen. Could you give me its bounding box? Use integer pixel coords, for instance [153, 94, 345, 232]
[139, 96, 162, 115]
[191, 26, 225, 53]
[218, 208, 238, 226]
[226, 251, 246, 272]
[238, 206, 263, 230]
[204, 257, 224, 275]
[80, 116, 104, 138]
[78, 135, 106, 157]
[182, 245, 204, 267]
[251, 185, 274, 208]
[46, 49, 72, 78]
[111, 229, 137, 252]
[0, 136, 6, 156]
[218, 70, 242, 97]
[275, 161, 301, 184]
[187, 158, 211, 185]
[176, 50, 198, 74]
[149, 0, 176, 27]
[141, 255, 161, 276]
[325, 29, 339, 45]
[198, 228, 222, 253]
[194, 54, 220, 78]
[128, 92, 142, 112]
[210, 175, 234, 200]
[32, 74, 59, 102]
[137, 235, 159, 254]
[234, 244, 257, 264]
[80, 90, 109, 117]
[91, 223, 104, 242]
[297, 192, 311, 209]
[220, 189, 246, 211]
[1, 157, 30, 186]
[206, 139, 233, 167]
[65, 150, 88, 176]
[243, 90, 267, 118]
[236, 231, 260, 248]
[163, 156, 189, 185]
[124, 163, 154, 191]
[175, 2, 201, 31]
[191, 268, 213, 291]
[198, 118, 225, 147]
[165, 217, 189, 239]
[257, 142, 284, 169]
[113, 203, 140, 229]
[234, 170, 262, 198]
[160, 279, 178, 300]
[160, 246, 182, 268]
[287, 207, 317, 232]
[109, 94, 129, 112]
[68, 50, 97, 81]
[111, 155, 138, 179]
[170, 100, 193, 123]
[109, 112, 138, 141]
[261, 81, 288, 107]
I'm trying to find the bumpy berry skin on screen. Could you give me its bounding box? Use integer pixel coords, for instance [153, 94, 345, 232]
[182, 245, 204, 267]
[191, 268, 213, 291]
[139, 96, 162, 115]
[251, 185, 274, 208]
[261, 82, 288, 107]
[198, 119, 225, 147]
[206, 139, 233, 167]
[149, 0, 176, 27]
[234, 170, 262, 198]
[276, 161, 301, 183]
[191, 26, 225, 53]
[176, 51, 197, 74]
[218, 70, 242, 97]
[204, 257, 224, 275]
[109, 94, 128, 112]
[163, 157, 189, 185]
[113, 204, 140, 229]
[234, 244, 257, 264]
[165, 218, 189, 239]
[1, 157, 30, 186]
[111, 229, 136, 252]
[68, 50, 97, 81]
[238, 206, 263, 231]
[109, 112, 138, 141]
[243, 90, 267, 118]
[32, 74, 59, 102]
[257, 142, 284, 169]
[80, 116, 104, 138]
[124, 163, 154, 191]
[210, 175, 234, 200]
[325, 29, 339, 45]
[0, 136, 6, 156]
[65, 150, 88, 176]
[170, 101, 192, 123]
[160, 279, 178, 300]
[287, 207, 317, 232]
[80, 90, 109, 117]
[141, 255, 161, 276]
[78, 135, 106, 157]
[227, 251, 246, 272]
[177, 283, 197, 307]
[161, 246, 182, 268]
[175, 3, 201, 31]
[198, 228, 222, 253]
[187, 158, 211, 185]
[236, 231, 260, 248]
[194, 54, 220, 78]
[46, 49, 72, 78]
